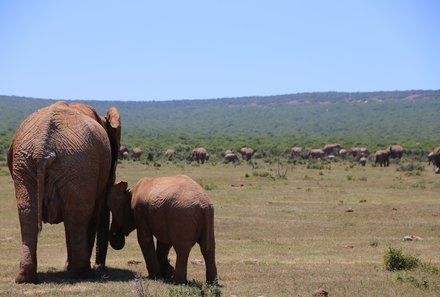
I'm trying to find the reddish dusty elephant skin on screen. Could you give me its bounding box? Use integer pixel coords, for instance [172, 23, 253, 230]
[108, 175, 218, 285]
[8, 101, 121, 284]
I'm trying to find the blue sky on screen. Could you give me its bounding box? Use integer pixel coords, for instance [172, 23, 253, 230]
[0, 1, 439, 101]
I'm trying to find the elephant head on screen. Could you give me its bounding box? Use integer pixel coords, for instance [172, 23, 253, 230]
[107, 182, 135, 250]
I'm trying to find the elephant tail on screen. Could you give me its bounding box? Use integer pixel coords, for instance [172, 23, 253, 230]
[203, 204, 215, 252]
[36, 152, 56, 233]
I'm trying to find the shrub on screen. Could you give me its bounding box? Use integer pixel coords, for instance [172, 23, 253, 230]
[384, 247, 420, 271]
[397, 162, 425, 172]
[252, 170, 271, 178]
[168, 283, 221, 297]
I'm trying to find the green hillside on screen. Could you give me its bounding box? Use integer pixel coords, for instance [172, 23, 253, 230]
[1, 90, 439, 159]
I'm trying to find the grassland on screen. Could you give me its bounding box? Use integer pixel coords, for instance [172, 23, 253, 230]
[1, 158, 440, 296]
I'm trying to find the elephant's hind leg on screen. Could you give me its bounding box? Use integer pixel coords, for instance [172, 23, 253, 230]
[156, 241, 174, 279]
[15, 182, 39, 284]
[199, 240, 218, 284]
[64, 221, 94, 279]
[172, 244, 191, 284]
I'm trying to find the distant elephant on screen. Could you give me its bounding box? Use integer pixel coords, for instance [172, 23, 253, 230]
[224, 150, 239, 163]
[192, 147, 208, 164]
[132, 147, 143, 161]
[359, 156, 367, 166]
[7, 101, 121, 283]
[429, 146, 440, 173]
[428, 151, 434, 166]
[123, 151, 129, 160]
[107, 176, 218, 284]
[240, 147, 255, 161]
[339, 149, 348, 160]
[388, 145, 403, 159]
[164, 149, 175, 160]
[309, 148, 325, 159]
[351, 146, 369, 158]
[118, 146, 129, 160]
[375, 149, 390, 167]
[290, 147, 303, 159]
[323, 143, 342, 155]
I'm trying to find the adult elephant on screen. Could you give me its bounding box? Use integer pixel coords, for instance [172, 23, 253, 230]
[339, 149, 348, 160]
[388, 145, 403, 159]
[429, 146, 440, 173]
[132, 147, 143, 161]
[375, 149, 390, 167]
[192, 147, 208, 164]
[118, 146, 129, 160]
[290, 147, 303, 159]
[164, 149, 175, 160]
[240, 147, 255, 161]
[309, 148, 325, 159]
[7, 101, 121, 283]
[323, 144, 342, 156]
[224, 150, 239, 163]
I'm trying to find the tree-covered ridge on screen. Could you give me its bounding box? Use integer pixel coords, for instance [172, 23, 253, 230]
[1, 90, 439, 158]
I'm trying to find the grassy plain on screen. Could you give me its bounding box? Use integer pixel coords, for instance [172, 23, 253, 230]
[1, 159, 440, 296]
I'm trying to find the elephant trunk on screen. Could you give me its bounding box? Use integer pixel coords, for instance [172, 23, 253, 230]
[109, 229, 125, 250]
[95, 203, 110, 267]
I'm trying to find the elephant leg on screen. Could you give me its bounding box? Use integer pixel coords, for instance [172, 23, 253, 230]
[64, 221, 94, 278]
[200, 242, 218, 284]
[172, 244, 191, 284]
[15, 181, 39, 284]
[137, 229, 161, 279]
[16, 208, 39, 283]
[95, 203, 109, 269]
[64, 225, 72, 271]
[156, 241, 174, 279]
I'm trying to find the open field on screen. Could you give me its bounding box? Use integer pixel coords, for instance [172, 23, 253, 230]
[1, 159, 440, 296]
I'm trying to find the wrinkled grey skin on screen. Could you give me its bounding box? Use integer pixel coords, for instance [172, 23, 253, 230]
[8, 101, 121, 284]
[108, 175, 218, 285]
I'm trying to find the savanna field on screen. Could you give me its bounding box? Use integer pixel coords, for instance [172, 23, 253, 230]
[1, 157, 440, 297]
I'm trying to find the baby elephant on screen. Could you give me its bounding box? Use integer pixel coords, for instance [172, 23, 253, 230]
[107, 175, 218, 284]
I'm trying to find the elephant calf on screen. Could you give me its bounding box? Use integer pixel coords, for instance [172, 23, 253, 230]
[107, 175, 218, 284]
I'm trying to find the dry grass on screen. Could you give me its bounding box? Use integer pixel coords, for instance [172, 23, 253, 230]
[1, 160, 440, 296]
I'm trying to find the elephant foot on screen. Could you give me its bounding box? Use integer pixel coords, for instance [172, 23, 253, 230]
[15, 270, 38, 284]
[64, 261, 71, 271]
[93, 263, 107, 272]
[161, 266, 174, 279]
[68, 265, 96, 279]
[172, 276, 188, 285]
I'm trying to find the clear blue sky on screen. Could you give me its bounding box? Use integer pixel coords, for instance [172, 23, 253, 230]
[1, 1, 439, 101]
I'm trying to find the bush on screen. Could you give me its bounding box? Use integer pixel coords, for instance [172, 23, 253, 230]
[397, 162, 425, 172]
[384, 247, 420, 271]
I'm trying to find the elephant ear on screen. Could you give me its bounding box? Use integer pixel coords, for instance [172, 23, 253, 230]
[105, 107, 121, 183]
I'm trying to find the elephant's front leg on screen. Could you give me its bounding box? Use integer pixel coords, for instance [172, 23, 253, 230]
[136, 228, 161, 279]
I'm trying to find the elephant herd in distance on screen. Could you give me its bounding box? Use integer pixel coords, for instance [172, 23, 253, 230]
[7, 102, 217, 285]
[118, 142, 408, 169]
[117, 145, 255, 164]
[117, 142, 440, 175]
[290, 144, 405, 168]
